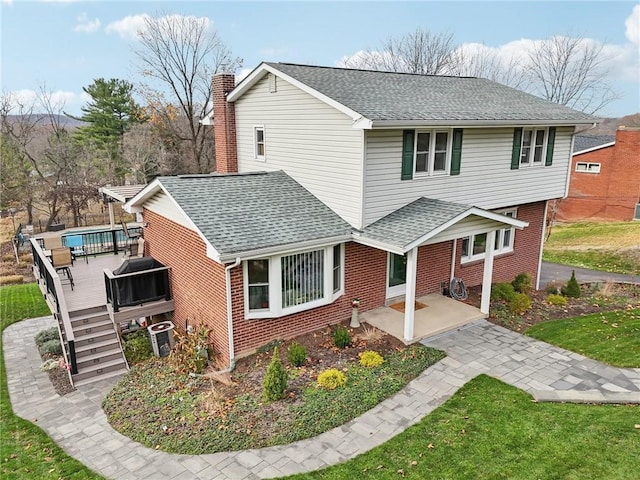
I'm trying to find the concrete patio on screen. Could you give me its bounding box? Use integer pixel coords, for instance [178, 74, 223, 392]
[361, 293, 486, 343]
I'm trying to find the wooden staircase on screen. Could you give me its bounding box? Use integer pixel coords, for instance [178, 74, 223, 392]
[67, 306, 129, 386]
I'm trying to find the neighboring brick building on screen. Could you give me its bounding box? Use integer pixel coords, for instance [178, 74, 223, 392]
[554, 127, 640, 222]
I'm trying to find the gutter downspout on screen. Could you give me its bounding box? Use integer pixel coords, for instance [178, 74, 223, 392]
[224, 257, 241, 372]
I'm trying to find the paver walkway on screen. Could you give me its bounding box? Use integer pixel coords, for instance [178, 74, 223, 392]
[5, 316, 640, 480]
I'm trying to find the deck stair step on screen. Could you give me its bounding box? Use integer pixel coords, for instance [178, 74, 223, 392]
[73, 329, 117, 348]
[75, 337, 121, 355]
[72, 358, 128, 382]
[72, 318, 115, 338]
[73, 368, 128, 387]
[76, 349, 124, 370]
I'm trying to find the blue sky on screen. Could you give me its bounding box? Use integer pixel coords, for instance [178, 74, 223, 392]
[1, 1, 639, 117]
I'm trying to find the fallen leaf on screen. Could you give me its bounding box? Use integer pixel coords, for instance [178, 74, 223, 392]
[397, 469, 405, 477]
[427, 443, 435, 449]
[376, 464, 385, 469]
[634, 424, 640, 429]
[411, 460, 418, 466]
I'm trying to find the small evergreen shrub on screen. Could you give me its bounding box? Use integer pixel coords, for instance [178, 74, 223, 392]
[547, 294, 568, 306]
[333, 326, 351, 348]
[122, 330, 153, 365]
[317, 368, 347, 390]
[262, 347, 288, 402]
[509, 293, 531, 314]
[359, 350, 384, 368]
[39, 338, 63, 356]
[35, 327, 59, 346]
[491, 283, 516, 302]
[287, 342, 307, 367]
[511, 272, 532, 294]
[561, 270, 581, 298]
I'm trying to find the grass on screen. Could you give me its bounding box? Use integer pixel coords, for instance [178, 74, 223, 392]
[525, 309, 640, 368]
[0, 283, 104, 480]
[287, 375, 640, 480]
[544, 222, 640, 275]
[102, 345, 445, 454]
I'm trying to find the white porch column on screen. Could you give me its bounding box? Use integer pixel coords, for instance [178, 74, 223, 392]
[403, 247, 418, 342]
[108, 202, 115, 230]
[480, 230, 497, 314]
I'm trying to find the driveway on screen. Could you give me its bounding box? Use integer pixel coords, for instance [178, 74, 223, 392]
[540, 261, 638, 287]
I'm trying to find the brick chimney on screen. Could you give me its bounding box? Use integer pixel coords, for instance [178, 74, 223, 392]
[213, 73, 237, 173]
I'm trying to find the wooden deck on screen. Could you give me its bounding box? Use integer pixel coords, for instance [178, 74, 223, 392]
[58, 254, 125, 312]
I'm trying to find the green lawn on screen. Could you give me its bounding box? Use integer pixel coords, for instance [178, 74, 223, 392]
[525, 309, 640, 368]
[287, 375, 640, 480]
[543, 222, 640, 275]
[0, 283, 103, 480]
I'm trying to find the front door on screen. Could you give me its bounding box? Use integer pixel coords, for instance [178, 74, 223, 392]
[386, 252, 407, 299]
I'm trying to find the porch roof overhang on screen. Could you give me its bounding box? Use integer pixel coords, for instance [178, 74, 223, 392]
[352, 197, 528, 255]
[99, 184, 146, 204]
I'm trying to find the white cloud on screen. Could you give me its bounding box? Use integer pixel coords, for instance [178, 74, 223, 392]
[5, 89, 87, 113]
[625, 5, 640, 45]
[105, 14, 149, 40]
[105, 13, 212, 41]
[237, 68, 253, 82]
[1, 0, 14, 6]
[74, 12, 101, 34]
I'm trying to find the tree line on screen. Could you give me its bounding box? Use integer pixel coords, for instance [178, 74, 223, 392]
[1, 17, 615, 229]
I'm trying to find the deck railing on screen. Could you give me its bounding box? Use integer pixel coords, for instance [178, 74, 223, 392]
[36, 226, 143, 257]
[104, 266, 171, 313]
[30, 239, 78, 377]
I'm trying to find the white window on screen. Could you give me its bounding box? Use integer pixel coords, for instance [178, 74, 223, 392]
[254, 126, 265, 160]
[415, 130, 451, 175]
[244, 244, 344, 318]
[575, 162, 601, 173]
[461, 209, 517, 263]
[520, 128, 547, 166]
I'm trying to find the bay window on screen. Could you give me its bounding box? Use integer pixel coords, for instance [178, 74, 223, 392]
[245, 244, 344, 318]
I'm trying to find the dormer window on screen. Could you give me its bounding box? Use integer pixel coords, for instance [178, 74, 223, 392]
[254, 126, 265, 161]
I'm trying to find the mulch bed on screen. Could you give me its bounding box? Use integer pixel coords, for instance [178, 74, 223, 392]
[38, 354, 76, 396]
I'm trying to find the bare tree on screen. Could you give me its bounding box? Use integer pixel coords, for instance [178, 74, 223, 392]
[341, 28, 462, 75]
[452, 45, 528, 89]
[134, 13, 242, 173]
[526, 35, 617, 114]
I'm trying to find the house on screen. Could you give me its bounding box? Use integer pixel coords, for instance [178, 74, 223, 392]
[126, 62, 597, 368]
[552, 127, 640, 222]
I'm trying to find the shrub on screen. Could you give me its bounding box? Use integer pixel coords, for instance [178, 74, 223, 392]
[561, 270, 581, 298]
[39, 338, 63, 356]
[122, 330, 153, 365]
[509, 293, 531, 314]
[491, 283, 516, 302]
[512, 272, 532, 294]
[547, 294, 568, 306]
[169, 325, 211, 374]
[359, 350, 384, 368]
[35, 327, 59, 346]
[262, 347, 288, 402]
[317, 368, 347, 390]
[287, 342, 306, 367]
[333, 325, 351, 348]
[545, 281, 563, 295]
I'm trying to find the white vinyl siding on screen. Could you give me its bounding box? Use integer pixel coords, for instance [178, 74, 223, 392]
[144, 191, 195, 231]
[235, 75, 364, 228]
[364, 127, 573, 225]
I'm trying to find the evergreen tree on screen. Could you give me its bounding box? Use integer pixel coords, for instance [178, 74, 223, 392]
[71, 78, 145, 182]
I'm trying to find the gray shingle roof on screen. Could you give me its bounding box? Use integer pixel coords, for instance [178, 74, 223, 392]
[359, 198, 471, 250]
[266, 62, 597, 124]
[573, 134, 615, 153]
[157, 171, 352, 258]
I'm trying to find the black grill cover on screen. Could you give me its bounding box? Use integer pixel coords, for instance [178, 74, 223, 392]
[112, 257, 167, 307]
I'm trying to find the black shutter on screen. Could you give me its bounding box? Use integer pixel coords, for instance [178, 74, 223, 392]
[450, 128, 463, 176]
[545, 127, 556, 166]
[511, 128, 522, 170]
[401, 130, 415, 180]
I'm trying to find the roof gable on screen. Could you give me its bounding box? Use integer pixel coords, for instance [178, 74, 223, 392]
[229, 62, 598, 127]
[132, 171, 352, 262]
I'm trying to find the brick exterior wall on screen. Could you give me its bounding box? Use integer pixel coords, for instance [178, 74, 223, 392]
[142, 201, 546, 363]
[454, 201, 545, 288]
[142, 209, 231, 363]
[555, 128, 640, 222]
[213, 73, 238, 173]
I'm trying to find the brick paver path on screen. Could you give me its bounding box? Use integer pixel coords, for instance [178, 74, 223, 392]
[5, 317, 640, 479]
